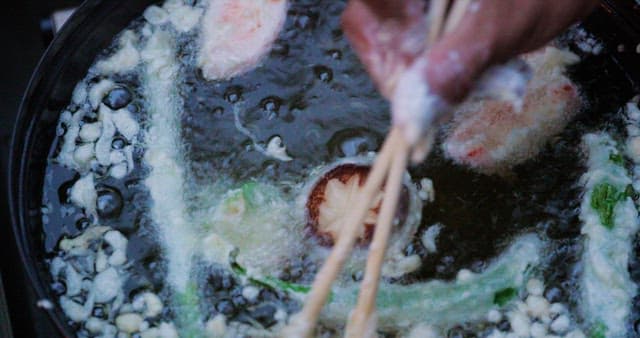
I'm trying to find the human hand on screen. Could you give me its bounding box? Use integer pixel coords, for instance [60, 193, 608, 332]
[342, 0, 599, 104]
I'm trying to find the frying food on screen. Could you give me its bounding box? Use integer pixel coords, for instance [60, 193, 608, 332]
[443, 47, 582, 174]
[306, 163, 413, 246]
[198, 0, 288, 80]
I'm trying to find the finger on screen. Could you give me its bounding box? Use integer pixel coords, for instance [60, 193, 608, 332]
[342, 0, 428, 98]
[342, 0, 384, 69]
[424, 27, 494, 103]
[424, 0, 599, 104]
[423, 0, 525, 103]
[514, 0, 599, 54]
[342, 0, 397, 97]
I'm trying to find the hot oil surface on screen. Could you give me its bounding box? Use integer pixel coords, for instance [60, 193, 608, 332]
[181, 0, 389, 183]
[40, 0, 640, 334]
[179, 0, 635, 289]
[407, 50, 634, 286]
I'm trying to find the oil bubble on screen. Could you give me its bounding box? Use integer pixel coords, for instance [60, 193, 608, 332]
[211, 107, 224, 116]
[327, 128, 380, 157]
[51, 281, 67, 296]
[96, 186, 124, 218]
[224, 86, 243, 104]
[261, 96, 282, 119]
[58, 177, 78, 204]
[271, 40, 289, 56]
[327, 49, 342, 60]
[250, 304, 278, 328]
[75, 217, 91, 231]
[112, 137, 127, 150]
[215, 299, 237, 316]
[295, 12, 318, 30]
[103, 87, 132, 110]
[313, 65, 333, 82]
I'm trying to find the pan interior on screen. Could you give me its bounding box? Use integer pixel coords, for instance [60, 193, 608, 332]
[34, 0, 639, 336]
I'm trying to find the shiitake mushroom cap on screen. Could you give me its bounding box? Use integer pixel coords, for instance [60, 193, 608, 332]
[306, 163, 409, 247]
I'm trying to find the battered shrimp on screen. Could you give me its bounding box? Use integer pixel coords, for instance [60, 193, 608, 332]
[443, 47, 582, 174]
[198, 0, 288, 81]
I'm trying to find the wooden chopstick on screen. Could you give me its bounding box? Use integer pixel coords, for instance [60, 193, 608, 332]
[288, 128, 401, 337]
[427, 0, 450, 45]
[345, 1, 471, 336]
[345, 138, 409, 337]
[444, 0, 471, 33]
[287, 1, 472, 336]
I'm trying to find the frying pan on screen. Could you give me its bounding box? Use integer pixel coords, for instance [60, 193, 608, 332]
[9, 1, 156, 335]
[7, 0, 640, 336]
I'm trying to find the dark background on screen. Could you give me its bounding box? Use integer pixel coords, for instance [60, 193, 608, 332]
[1, 2, 81, 336]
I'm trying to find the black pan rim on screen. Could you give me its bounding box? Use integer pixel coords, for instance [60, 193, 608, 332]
[8, 0, 142, 336]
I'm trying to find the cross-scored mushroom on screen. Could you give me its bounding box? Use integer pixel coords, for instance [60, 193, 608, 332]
[306, 164, 411, 247]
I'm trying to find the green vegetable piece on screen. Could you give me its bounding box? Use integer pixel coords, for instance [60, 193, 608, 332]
[589, 322, 607, 338]
[260, 276, 312, 294]
[590, 182, 627, 229]
[493, 287, 518, 306]
[174, 283, 204, 338]
[231, 261, 247, 275]
[229, 250, 311, 296]
[323, 234, 542, 329]
[241, 182, 259, 208]
[609, 152, 625, 166]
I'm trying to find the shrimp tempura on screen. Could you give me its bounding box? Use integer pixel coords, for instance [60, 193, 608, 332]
[198, 0, 288, 80]
[443, 47, 582, 174]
